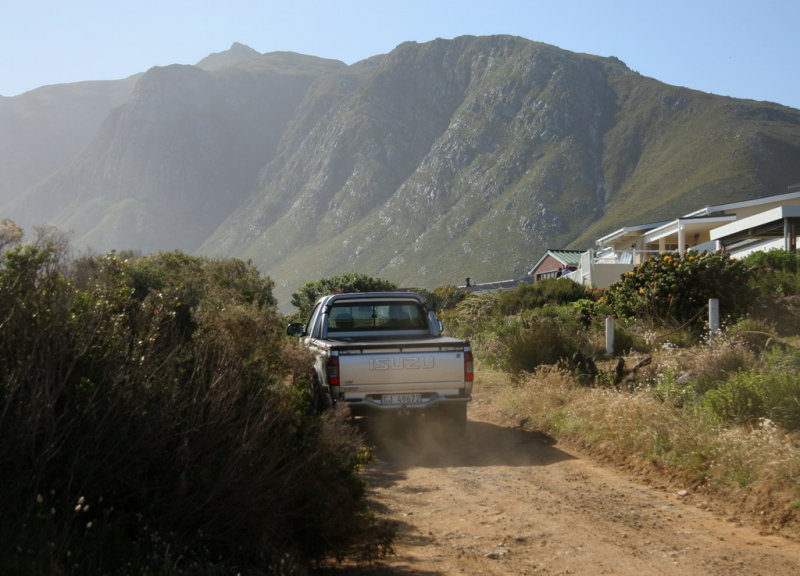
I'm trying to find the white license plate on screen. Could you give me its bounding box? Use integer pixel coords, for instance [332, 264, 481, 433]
[382, 393, 422, 406]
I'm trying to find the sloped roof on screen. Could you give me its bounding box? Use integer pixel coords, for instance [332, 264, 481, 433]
[683, 189, 800, 218]
[528, 249, 584, 275]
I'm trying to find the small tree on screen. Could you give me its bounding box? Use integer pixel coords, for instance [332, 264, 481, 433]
[290, 273, 397, 318]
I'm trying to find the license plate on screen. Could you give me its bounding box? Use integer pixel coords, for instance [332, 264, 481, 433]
[382, 393, 422, 406]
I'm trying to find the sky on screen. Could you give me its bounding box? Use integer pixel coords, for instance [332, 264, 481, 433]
[1, 0, 799, 109]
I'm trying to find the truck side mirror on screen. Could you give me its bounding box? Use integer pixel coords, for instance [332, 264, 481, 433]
[287, 322, 306, 337]
[427, 309, 443, 336]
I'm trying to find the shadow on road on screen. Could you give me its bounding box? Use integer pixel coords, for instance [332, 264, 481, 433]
[358, 415, 575, 474]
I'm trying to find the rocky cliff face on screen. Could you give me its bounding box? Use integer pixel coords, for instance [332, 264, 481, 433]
[4, 36, 800, 304]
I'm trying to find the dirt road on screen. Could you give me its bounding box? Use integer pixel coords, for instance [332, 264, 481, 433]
[321, 380, 800, 576]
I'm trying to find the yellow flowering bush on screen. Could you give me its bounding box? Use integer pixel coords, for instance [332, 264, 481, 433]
[603, 251, 754, 328]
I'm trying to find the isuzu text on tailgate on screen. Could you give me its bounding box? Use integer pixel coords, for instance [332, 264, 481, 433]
[287, 292, 473, 431]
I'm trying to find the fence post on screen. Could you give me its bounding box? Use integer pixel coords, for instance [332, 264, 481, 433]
[605, 316, 615, 356]
[708, 298, 720, 340]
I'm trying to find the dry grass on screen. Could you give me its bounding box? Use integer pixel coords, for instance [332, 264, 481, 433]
[483, 359, 800, 536]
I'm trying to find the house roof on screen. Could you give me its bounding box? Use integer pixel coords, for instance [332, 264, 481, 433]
[528, 249, 584, 275]
[683, 189, 800, 218]
[710, 204, 800, 241]
[595, 188, 800, 249]
[596, 222, 670, 247]
[642, 215, 737, 243]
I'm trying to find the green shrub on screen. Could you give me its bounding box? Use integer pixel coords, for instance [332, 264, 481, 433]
[703, 369, 800, 431]
[416, 285, 467, 312]
[747, 294, 800, 337]
[502, 315, 584, 374]
[744, 249, 800, 297]
[498, 278, 588, 314]
[703, 372, 769, 426]
[290, 272, 397, 319]
[689, 338, 758, 395]
[724, 316, 779, 351]
[441, 292, 500, 340]
[764, 372, 800, 431]
[0, 240, 387, 575]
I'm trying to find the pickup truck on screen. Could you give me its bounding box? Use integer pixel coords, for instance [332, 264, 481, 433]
[287, 292, 473, 429]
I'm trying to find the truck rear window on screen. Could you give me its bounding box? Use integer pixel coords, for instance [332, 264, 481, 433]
[328, 302, 427, 332]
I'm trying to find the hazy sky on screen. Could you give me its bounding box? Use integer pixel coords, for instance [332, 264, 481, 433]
[2, 0, 798, 109]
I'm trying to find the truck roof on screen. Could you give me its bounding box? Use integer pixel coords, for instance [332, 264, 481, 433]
[319, 291, 427, 304]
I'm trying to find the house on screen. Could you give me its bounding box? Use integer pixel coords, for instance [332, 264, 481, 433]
[548, 185, 800, 289]
[527, 249, 584, 281]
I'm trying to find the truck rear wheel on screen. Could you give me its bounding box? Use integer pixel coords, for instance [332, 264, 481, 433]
[306, 374, 333, 414]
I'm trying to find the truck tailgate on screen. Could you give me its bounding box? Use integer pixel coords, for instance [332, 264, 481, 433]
[338, 346, 466, 388]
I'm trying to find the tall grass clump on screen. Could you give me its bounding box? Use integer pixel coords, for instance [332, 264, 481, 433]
[701, 349, 800, 432]
[0, 235, 388, 575]
[501, 310, 589, 374]
[497, 278, 589, 315]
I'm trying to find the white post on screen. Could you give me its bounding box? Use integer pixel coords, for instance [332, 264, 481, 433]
[708, 298, 720, 340]
[605, 316, 615, 356]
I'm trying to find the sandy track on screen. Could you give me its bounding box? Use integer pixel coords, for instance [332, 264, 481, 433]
[319, 383, 800, 576]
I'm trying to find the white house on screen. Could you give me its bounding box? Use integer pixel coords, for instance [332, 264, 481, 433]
[569, 185, 800, 288]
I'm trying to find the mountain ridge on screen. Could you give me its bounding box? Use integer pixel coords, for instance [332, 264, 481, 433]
[2, 36, 800, 307]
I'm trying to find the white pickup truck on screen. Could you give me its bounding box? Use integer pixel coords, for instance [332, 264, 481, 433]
[287, 292, 473, 429]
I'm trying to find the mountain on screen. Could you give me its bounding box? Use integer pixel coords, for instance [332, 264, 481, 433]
[3, 36, 800, 307]
[7, 48, 345, 253]
[0, 77, 138, 206]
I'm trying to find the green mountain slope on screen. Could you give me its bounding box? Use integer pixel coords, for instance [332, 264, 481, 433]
[197, 36, 800, 304]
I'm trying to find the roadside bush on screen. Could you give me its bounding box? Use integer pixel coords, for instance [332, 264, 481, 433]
[744, 249, 800, 297]
[502, 314, 586, 374]
[702, 358, 800, 431]
[440, 292, 500, 341]
[724, 316, 780, 351]
[703, 372, 770, 426]
[0, 239, 386, 575]
[687, 336, 759, 395]
[497, 278, 588, 314]
[603, 251, 754, 331]
[747, 294, 800, 337]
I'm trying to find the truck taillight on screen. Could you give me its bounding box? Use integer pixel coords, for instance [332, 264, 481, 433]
[464, 349, 474, 382]
[326, 356, 340, 386]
